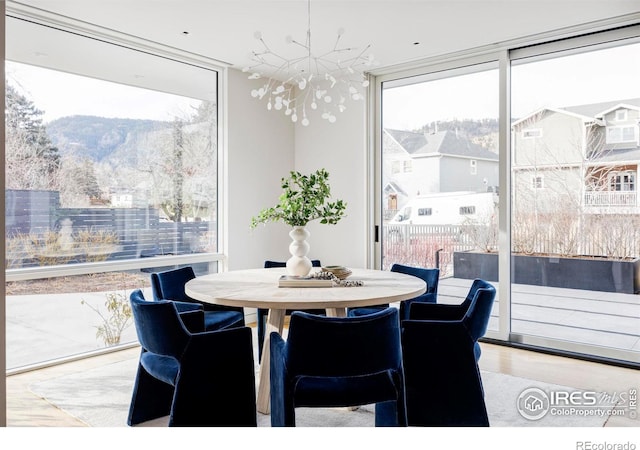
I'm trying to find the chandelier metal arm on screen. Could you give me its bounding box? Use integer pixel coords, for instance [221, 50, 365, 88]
[243, 0, 375, 125]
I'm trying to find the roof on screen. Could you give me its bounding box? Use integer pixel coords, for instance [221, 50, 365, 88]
[513, 98, 640, 127]
[385, 128, 428, 153]
[383, 181, 408, 196]
[562, 98, 640, 118]
[384, 128, 498, 160]
[589, 146, 640, 164]
[511, 106, 595, 127]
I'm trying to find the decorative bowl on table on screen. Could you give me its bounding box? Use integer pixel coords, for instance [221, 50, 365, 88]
[321, 265, 352, 280]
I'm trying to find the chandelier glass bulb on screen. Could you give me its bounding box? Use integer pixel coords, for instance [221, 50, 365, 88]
[242, 0, 374, 126]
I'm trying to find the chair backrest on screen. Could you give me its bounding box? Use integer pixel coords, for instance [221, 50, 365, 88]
[150, 266, 196, 301]
[390, 263, 439, 295]
[462, 279, 496, 342]
[285, 308, 402, 377]
[130, 289, 190, 357]
[465, 278, 490, 301]
[264, 260, 321, 268]
[401, 316, 489, 426]
[406, 278, 496, 343]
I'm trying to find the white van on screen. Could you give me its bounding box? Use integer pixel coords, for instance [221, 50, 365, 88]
[389, 191, 497, 226]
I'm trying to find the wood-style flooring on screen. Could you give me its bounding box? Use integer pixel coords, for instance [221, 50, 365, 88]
[5, 341, 639, 427]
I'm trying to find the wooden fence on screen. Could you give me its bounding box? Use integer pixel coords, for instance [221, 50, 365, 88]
[5, 189, 213, 268]
[382, 218, 640, 276]
[382, 224, 474, 276]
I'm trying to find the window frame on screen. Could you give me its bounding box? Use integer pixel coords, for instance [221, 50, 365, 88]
[5, 13, 228, 281]
[609, 171, 636, 192]
[470, 159, 478, 174]
[615, 109, 628, 121]
[532, 175, 545, 189]
[522, 128, 543, 139]
[606, 125, 638, 143]
[459, 205, 476, 215]
[4, 7, 229, 371]
[371, 19, 640, 366]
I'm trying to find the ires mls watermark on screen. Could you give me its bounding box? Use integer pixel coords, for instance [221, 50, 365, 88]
[516, 386, 638, 421]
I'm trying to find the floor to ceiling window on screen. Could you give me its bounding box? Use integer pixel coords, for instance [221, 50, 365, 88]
[5, 14, 222, 370]
[509, 34, 640, 362]
[375, 24, 640, 365]
[379, 63, 500, 335]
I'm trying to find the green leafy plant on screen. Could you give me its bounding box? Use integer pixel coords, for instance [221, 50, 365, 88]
[250, 168, 346, 228]
[81, 292, 133, 346]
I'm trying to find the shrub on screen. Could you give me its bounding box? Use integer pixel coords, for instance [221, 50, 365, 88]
[81, 292, 133, 346]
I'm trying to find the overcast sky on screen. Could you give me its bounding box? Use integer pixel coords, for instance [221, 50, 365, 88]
[6, 61, 202, 124]
[383, 41, 640, 130]
[6, 41, 640, 128]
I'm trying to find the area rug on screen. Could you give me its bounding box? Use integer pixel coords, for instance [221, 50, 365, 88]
[29, 357, 609, 427]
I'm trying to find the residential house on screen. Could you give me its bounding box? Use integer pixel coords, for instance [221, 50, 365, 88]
[109, 189, 135, 208]
[512, 98, 640, 215]
[383, 128, 498, 217]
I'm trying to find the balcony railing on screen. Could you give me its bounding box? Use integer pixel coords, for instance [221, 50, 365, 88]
[584, 191, 637, 207]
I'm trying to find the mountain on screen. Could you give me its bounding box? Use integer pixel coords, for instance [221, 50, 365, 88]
[46, 115, 170, 161]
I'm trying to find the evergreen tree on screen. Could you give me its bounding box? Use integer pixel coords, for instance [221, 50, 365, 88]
[5, 83, 61, 189]
[79, 158, 101, 199]
[71, 158, 101, 199]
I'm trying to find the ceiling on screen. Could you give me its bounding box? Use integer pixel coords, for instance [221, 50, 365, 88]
[8, 1, 640, 79]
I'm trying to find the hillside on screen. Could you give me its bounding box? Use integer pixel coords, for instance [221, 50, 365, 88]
[46, 115, 170, 161]
[416, 118, 499, 152]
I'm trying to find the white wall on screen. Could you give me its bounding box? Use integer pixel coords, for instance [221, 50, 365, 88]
[226, 68, 295, 270]
[226, 68, 369, 271]
[293, 99, 368, 269]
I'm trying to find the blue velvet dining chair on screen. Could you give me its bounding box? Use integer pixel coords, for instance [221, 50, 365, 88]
[375, 279, 495, 426]
[127, 289, 257, 427]
[348, 263, 440, 320]
[399, 317, 490, 426]
[383, 279, 495, 426]
[270, 308, 407, 427]
[150, 266, 245, 331]
[409, 278, 496, 360]
[257, 259, 323, 358]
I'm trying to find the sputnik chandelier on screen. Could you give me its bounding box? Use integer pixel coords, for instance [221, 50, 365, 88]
[243, 0, 374, 126]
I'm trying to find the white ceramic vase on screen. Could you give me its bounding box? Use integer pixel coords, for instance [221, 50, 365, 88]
[286, 226, 312, 276]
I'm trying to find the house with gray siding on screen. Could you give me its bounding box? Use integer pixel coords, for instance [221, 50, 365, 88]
[382, 128, 499, 216]
[512, 98, 640, 215]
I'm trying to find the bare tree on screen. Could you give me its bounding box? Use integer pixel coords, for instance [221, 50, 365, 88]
[134, 101, 217, 222]
[512, 110, 634, 258]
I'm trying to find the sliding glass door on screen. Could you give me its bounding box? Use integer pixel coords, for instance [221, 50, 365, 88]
[376, 25, 640, 364]
[379, 63, 500, 334]
[510, 37, 640, 360]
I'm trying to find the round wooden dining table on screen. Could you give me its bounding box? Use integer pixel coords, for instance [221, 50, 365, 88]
[185, 267, 426, 414]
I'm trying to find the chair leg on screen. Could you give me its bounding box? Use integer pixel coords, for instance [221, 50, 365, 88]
[374, 400, 407, 427]
[127, 362, 174, 426]
[269, 333, 296, 427]
[269, 392, 296, 427]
